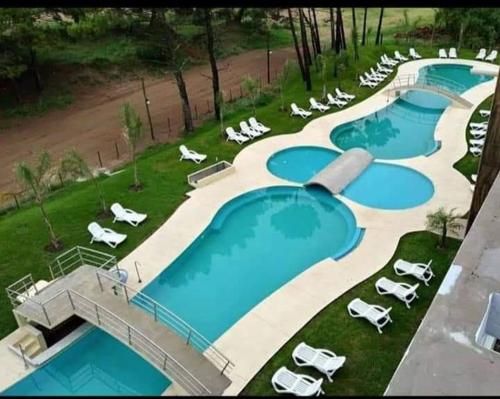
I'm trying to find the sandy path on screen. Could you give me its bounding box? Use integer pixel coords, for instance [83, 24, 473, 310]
[0, 47, 295, 197]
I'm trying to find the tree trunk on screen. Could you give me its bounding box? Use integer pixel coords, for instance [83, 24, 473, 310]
[174, 70, 194, 133]
[30, 48, 43, 92]
[204, 9, 221, 121]
[466, 76, 500, 232]
[133, 152, 139, 188]
[312, 8, 321, 54]
[362, 8, 368, 46]
[298, 9, 312, 91]
[338, 8, 347, 50]
[38, 199, 60, 249]
[234, 7, 246, 23]
[288, 8, 306, 82]
[305, 9, 317, 60]
[330, 8, 335, 50]
[441, 224, 447, 248]
[457, 19, 467, 52]
[10, 77, 22, 104]
[93, 179, 107, 213]
[352, 8, 359, 61]
[375, 8, 384, 45]
[335, 8, 342, 54]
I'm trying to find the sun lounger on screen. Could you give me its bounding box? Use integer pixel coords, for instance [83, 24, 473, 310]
[370, 67, 387, 79]
[226, 127, 250, 144]
[179, 145, 207, 164]
[377, 62, 393, 74]
[475, 48, 486, 60]
[470, 138, 485, 147]
[383, 54, 398, 66]
[271, 366, 324, 396]
[471, 184, 476, 192]
[335, 88, 356, 101]
[409, 48, 422, 59]
[88, 222, 127, 248]
[393, 259, 434, 286]
[347, 298, 392, 334]
[394, 50, 408, 62]
[485, 50, 498, 62]
[239, 121, 263, 139]
[469, 146, 483, 157]
[470, 129, 487, 139]
[359, 75, 378, 88]
[439, 48, 448, 58]
[292, 342, 346, 382]
[309, 97, 330, 112]
[291, 103, 312, 118]
[449, 47, 457, 58]
[249, 117, 271, 133]
[364, 72, 384, 83]
[111, 203, 147, 227]
[479, 109, 491, 117]
[470, 121, 488, 129]
[375, 277, 419, 309]
[471, 174, 478, 182]
[326, 93, 347, 108]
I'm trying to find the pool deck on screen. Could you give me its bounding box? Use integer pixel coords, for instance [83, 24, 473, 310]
[0, 58, 496, 395]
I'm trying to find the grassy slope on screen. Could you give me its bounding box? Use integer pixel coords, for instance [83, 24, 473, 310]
[453, 95, 494, 182]
[241, 231, 461, 396]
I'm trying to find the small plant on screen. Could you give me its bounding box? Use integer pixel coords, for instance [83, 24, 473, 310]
[216, 90, 228, 136]
[316, 54, 328, 101]
[276, 59, 291, 112]
[242, 75, 260, 117]
[426, 207, 463, 248]
[15, 151, 62, 251]
[120, 102, 144, 190]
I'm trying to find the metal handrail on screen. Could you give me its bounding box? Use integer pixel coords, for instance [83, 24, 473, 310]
[95, 270, 234, 375]
[67, 289, 211, 396]
[389, 73, 467, 93]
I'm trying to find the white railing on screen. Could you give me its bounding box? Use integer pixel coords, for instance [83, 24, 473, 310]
[49, 246, 118, 279]
[388, 73, 467, 96]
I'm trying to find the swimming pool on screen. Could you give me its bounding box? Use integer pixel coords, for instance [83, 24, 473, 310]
[267, 146, 434, 209]
[3, 186, 361, 396]
[331, 64, 492, 159]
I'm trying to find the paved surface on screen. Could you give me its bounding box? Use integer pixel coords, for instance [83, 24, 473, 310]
[386, 172, 500, 395]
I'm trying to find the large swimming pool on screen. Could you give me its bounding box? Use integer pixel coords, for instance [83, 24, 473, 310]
[331, 64, 492, 159]
[3, 186, 361, 396]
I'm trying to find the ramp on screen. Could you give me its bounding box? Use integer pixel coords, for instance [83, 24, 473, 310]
[305, 148, 374, 194]
[6, 247, 233, 396]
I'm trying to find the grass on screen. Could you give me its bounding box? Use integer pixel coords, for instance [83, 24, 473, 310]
[241, 231, 461, 396]
[0, 92, 74, 119]
[453, 95, 494, 182]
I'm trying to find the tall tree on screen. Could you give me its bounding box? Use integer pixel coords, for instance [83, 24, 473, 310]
[298, 8, 312, 90]
[287, 8, 306, 82]
[311, 8, 321, 54]
[467, 76, 500, 232]
[329, 8, 336, 51]
[16, 151, 62, 250]
[335, 8, 342, 54]
[375, 7, 384, 45]
[120, 102, 144, 190]
[305, 9, 317, 60]
[351, 8, 359, 61]
[203, 8, 221, 121]
[337, 8, 347, 50]
[361, 8, 368, 46]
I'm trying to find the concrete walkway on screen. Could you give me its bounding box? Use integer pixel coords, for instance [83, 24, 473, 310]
[0, 58, 495, 395]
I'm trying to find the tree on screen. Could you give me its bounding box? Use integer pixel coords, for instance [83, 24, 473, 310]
[375, 8, 384, 45]
[16, 151, 62, 251]
[329, 8, 335, 51]
[287, 8, 305, 83]
[311, 8, 321, 54]
[337, 8, 347, 50]
[120, 102, 144, 190]
[317, 54, 328, 101]
[203, 8, 221, 121]
[426, 207, 462, 248]
[242, 75, 260, 116]
[60, 150, 108, 215]
[298, 9, 312, 91]
[277, 59, 292, 111]
[216, 91, 228, 136]
[306, 9, 317, 60]
[361, 8, 368, 46]
[351, 8, 359, 61]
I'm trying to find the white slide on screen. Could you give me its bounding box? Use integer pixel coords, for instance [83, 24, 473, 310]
[179, 145, 207, 164]
[375, 277, 419, 309]
[309, 97, 330, 113]
[271, 366, 324, 396]
[111, 203, 147, 227]
[347, 298, 392, 334]
[394, 259, 434, 286]
[290, 103, 312, 119]
[88, 222, 127, 248]
[292, 342, 346, 382]
[248, 117, 271, 134]
[225, 127, 249, 144]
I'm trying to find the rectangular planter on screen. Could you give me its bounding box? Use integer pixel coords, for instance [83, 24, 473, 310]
[187, 160, 235, 188]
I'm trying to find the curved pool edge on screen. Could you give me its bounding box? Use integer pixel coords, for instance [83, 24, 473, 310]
[332, 228, 365, 261]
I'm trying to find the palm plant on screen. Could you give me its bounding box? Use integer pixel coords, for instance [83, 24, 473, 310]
[120, 102, 144, 190]
[16, 151, 62, 250]
[426, 207, 463, 248]
[60, 149, 108, 215]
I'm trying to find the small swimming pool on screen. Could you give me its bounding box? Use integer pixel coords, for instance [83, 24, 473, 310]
[331, 64, 492, 159]
[267, 146, 434, 210]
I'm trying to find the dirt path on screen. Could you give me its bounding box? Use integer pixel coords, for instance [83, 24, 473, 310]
[0, 47, 295, 198]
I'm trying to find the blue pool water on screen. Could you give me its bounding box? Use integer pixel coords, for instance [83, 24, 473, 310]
[3, 186, 361, 396]
[267, 146, 434, 210]
[331, 64, 492, 159]
[2, 329, 170, 396]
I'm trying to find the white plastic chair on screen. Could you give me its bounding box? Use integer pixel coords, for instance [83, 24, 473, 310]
[179, 145, 207, 164]
[326, 93, 347, 108]
[291, 103, 312, 119]
[476, 48, 486, 60]
[470, 121, 488, 129]
[309, 98, 330, 113]
[226, 127, 249, 144]
[377, 62, 393, 74]
[359, 76, 377, 88]
[471, 174, 478, 183]
[364, 72, 384, 83]
[393, 259, 434, 286]
[479, 109, 491, 118]
[335, 88, 355, 101]
[239, 121, 263, 139]
[439, 48, 448, 58]
[271, 367, 324, 396]
[347, 298, 392, 334]
[394, 50, 408, 62]
[375, 277, 419, 309]
[470, 138, 485, 147]
[249, 117, 271, 133]
[111, 203, 147, 227]
[292, 342, 346, 382]
[469, 146, 483, 157]
[383, 54, 398, 66]
[370, 67, 387, 79]
[88, 222, 127, 248]
[486, 50, 498, 62]
[449, 47, 457, 58]
[470, 129, 487, 139]
[409, 48, 422, 59]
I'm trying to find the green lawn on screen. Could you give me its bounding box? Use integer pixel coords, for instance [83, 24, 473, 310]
[241, 231, 461, 396]
[453, 95, 494, 182]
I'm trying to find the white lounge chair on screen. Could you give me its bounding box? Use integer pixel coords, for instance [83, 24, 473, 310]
[471, 183, 476, 192]
[438, 48, 448, 58]
[335, 88, 355, 102]
[111, 203, 147, 227]
[292, 342, 346, 382]
[470, 138, 485, 147]
[486, 50, 498, 62]
[476, 48, 486, 60]
[88, 222, 127, 248]
[370, 67, 387, 79]
[271, 367, 324, 396]
[394, 259, 434, 286]
[364, 72, 384, 83]
[479, 109, 491, 117]
[449, 47, 457, 58]
[249, 117, 271, 134]
[309, 97, 330, 113]
[347, 298, 392, 334]
[291, 103, 312, 119]
[326, 93, 347, 108]
[469, 146, 483, 157]
[179, 145, 207, 164]
[16, 280, 50, 304]
[359, 76, 378, 88]
[409, 48, 422, 59]
[383, 54, 398, 66]
[375, 277, 419, 309]
[470, 129, 487, 139]
[380, 56, 393, 67]
[470, 121, 488, 129]
[394, 50, 408, 62]
[239, 121, 263, 139]
[471, 174, 478, 183]
[377, 62, 393, 74]
[225, 127, 249, 144]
